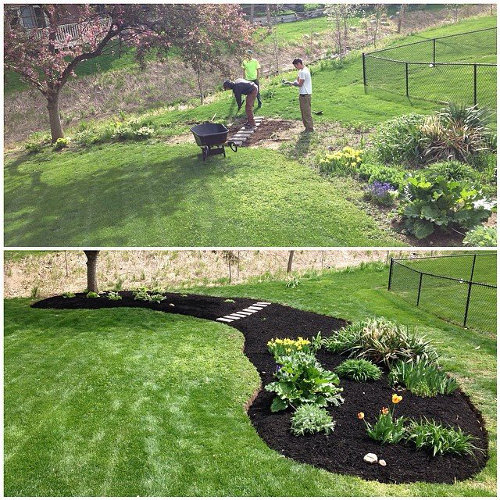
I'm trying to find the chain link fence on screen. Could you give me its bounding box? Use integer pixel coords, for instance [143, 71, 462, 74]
[363, 27, 497, 110]
[388, 253, 496, 333]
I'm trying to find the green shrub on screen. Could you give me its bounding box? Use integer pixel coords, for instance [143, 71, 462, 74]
[388, 360, 459, 397]
[25, 141, 44, 154]
[372, 114, 425, 166]
[372, 105, 494, 167]
[325, 317, 438, 368]
[406, 418, 479, 456]
[401, 175, 492, 239]
[86, 291, 100, 299]
[335, 359, 382, 382]
[357, 163, 406, 189]
[463, 226, 497, 247]
[53, 137, 69, 151]
[62, 291, 75, 299]
[133, 287, 165, 303]
[423, 160, 480, 184]
[265, 351, 344, 412]
[291, 404, 336, 436]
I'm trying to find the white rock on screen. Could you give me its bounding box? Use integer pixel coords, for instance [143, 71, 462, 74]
[379, 459, 387, 466]
[363, 453, 378, 464]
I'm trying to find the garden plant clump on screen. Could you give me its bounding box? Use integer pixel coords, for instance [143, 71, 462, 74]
[335, 359, 382, 382]
[388, 359, 459, 397]
[265, 349, 344, 412]
[324, 317, 438, 367]
[317, 102, 496, 243]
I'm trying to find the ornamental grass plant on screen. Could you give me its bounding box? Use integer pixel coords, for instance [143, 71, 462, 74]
[325, 317, 438, 368]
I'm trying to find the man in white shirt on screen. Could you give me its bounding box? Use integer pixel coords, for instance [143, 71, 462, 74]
[284, 58, 314, 132]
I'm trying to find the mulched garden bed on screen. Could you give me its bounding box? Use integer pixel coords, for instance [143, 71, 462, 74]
[33, 292, 488, 484]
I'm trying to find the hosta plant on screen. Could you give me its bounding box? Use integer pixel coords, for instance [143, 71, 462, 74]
[291, 404, 336, 436]
[86, 291, 100, 299]
[62, 292, 75, 299]
[133, 288, 165, 303]
[265, 351, 344, 412]
[388, 359, 459, 397]
[106, 291, 123, 301]
[335, 359, 382, 382]
[406, 418, 479, 456]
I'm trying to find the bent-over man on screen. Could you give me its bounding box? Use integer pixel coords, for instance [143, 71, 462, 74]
[223, 78, 258, 129]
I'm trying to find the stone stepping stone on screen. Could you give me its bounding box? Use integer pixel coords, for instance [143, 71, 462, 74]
[216, 301, 271, 323]
[228, 117, 264, 146]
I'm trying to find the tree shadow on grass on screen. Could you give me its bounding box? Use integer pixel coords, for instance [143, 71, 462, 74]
[4, 144, 239, 246]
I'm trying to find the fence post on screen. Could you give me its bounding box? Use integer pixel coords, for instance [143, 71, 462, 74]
[473, 64, 477, 105]
[432, 38, 436, 64]
[405, 62, 409, 97]
[469, 254, 477, 282]
[416, 272, 423, 306]
[388, 258, 394, 290]
[362, 53, 367, 90]
[463, 281, 473, 328]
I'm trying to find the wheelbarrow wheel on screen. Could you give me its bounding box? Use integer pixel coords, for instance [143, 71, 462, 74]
[202, 146, 209, 161]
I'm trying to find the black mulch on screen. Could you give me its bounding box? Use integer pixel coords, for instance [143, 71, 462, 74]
[33, 292, 488, 484]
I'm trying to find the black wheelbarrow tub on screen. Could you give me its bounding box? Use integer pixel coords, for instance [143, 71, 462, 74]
[190, 122, 229, 147]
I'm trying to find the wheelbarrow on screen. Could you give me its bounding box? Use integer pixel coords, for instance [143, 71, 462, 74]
[190, 122, 238, 161]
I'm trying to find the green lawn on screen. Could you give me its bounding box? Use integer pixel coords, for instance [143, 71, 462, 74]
[4, 263, 496, 496]
[4, 145, 402, 247]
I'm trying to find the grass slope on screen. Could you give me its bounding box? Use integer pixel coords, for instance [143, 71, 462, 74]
[4, 264, 496, 496]
[4, 144, 401, 247]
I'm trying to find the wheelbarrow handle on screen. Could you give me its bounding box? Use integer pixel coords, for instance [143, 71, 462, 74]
[228, 141, 238, 153]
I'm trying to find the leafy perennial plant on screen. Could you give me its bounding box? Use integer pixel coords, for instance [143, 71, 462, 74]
[319, 146, 363, 175]
[265, 351, 344, 412]
[291, 404, 336, 436]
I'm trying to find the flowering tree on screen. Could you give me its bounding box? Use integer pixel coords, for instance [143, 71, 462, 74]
[4, 5, 174, 142]
[175, 4, 253, 104]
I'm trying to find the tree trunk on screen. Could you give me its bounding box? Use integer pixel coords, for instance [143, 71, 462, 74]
[397, 5, 406, 33]
[250, 4, 254, 24]
[84, 250, 100, 292]
[196, 65, 204, 105]
[47, 91, 64, 142]
[287, 250, 295, 273]
[266, 5, 271, 26]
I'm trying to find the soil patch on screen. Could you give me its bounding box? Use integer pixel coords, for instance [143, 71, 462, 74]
[33, 292, 488, 484]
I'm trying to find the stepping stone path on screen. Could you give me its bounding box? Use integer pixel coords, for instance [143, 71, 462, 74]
[216, 301, 271, 323]
[228, 116, 264, 147]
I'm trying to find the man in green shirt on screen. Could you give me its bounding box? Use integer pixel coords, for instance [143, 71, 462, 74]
[241, 49, 262, 108]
